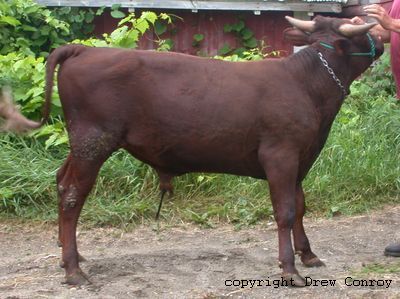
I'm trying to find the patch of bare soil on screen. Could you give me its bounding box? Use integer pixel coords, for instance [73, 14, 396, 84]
[1, 205, 400, 299]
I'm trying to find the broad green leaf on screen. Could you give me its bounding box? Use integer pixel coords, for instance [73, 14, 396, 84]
[0, 16, 21, 26]
[223, 24, 232, 33]
[241, 28, 253, 40]
[111, 10, 126, 19]
[53, 135, 69, 147]
[45, 133, 58, 149]
[232, 20, 245, 32]
[110, 26, 128, 43]
[24, 5, 40, 14]
[126, 30, 139, 46]
[243, 37, 258, 48]
[193, 34, 204, 42]
[134, 19, 149, 35]
[118, 14, 133, 26]
[96, 6, 106, 16]
[218, 43, 232, 56]
[21, 24, 37, 32]
[154, 20, 167, 35]
[141, 11, 157, 24]
[159, 13, 172, 23]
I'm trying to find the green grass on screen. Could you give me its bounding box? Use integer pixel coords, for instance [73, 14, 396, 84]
[0, 55, 399, 228]
[351, 261, 400, 276]
[304, 95, 400, 217]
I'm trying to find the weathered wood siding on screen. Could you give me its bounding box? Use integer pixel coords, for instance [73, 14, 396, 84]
[38, 0, 393, 56]
[36, 1, 343, 13]
[94, 9, 294, 56]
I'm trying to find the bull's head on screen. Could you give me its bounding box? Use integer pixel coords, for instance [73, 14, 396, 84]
[284, 15, 384, 59]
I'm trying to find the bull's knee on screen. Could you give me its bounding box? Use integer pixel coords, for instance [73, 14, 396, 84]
[61, 185, 79, 210]
[274, 208, 296, 229]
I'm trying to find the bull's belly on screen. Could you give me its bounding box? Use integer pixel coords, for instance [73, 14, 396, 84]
[123, 143, 267, 179]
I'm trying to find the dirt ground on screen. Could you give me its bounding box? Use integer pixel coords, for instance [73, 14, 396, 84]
[1, 205, 400, 299]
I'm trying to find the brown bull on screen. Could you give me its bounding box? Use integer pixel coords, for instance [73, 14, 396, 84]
[1, 16, 382, 286]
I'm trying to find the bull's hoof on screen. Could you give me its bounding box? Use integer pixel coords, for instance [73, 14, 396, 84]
[282, 272, 306, 287]
[302, 256, 325, 268]
[59, 254, 86, 268]
[63, 269, 91, 286]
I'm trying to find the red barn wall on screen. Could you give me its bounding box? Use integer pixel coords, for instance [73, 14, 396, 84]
[93, 9, 293, 57]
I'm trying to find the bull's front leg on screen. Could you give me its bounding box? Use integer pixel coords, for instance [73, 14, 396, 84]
[259, 146, 306, 287]
[293, 184, 325, 267]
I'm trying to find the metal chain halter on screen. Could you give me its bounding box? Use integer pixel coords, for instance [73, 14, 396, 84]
[317, 52, 347, 97]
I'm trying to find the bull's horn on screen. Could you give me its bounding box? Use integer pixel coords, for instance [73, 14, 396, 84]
[338, 22, 378, 37]
[285, 16, 316, 32]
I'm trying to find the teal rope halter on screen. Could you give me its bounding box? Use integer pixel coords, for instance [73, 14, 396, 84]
[319, 33, 376, 58]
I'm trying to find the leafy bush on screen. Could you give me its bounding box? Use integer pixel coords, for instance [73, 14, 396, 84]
[0, 0, 70, 56]
[0, 0, 100, 57]
[51, 6, 98, 41]
[350, 51, 396, 110]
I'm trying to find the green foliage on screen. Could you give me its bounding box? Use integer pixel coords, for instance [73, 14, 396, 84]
[192, 33, 204, 47]
[350, 52, 395, 103]
[219, 18, 262, 57]
[0, 0, 100, 56]
[51, 6, 98, 40]
[110, 4, 126, 19]
[215, 41, 279, 61]
[0, 53, 57, 118]
[0, 52, 67, 147]
[110, 12, 158, 48]
[73, 11, 173, 50]
[0, 0, 70, 56]
[351, 261, 400, 277]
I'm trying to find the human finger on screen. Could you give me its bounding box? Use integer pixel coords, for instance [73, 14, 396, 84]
[350, 16, 365, 25]
[364, 5, 386, 15]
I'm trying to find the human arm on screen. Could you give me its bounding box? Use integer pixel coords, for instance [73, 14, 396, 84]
[364, 4, 400, 33]
[351, 14, 391, 43]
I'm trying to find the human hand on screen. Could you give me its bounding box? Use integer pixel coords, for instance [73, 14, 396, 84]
[363, 4, 393, 30]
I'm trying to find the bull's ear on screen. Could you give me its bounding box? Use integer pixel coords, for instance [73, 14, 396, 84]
[333, 38, 351, 56]
[283, 27, 311, 46]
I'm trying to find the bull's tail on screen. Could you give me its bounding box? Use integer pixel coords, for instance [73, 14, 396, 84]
[0, 86, 41, 133]
[0, 44, 85, 133]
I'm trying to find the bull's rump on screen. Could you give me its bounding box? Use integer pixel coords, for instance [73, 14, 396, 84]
[57, 47, 314, 177]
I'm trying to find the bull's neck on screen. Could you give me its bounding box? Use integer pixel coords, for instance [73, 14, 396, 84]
[285, 46, 354, 109]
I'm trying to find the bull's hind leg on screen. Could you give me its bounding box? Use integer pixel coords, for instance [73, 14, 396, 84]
[57, 154, 86, 267]
[293, 185, 325, 267]
[58, 128, 118, 285]
[57, 156, 108, 285]
[258, 146, 305, 287]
